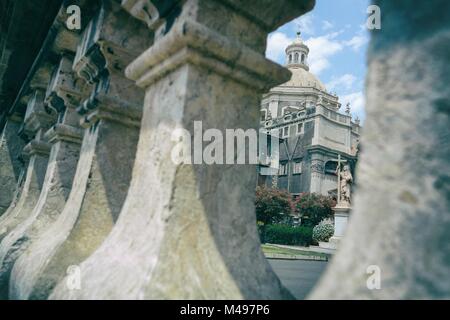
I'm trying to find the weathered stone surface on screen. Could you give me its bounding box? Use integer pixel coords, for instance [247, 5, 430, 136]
[0, 142, 49, 242]
[311, 0, 450, 299]
[50, 0, 314, 300]
[0, 124, 81, 299]
[9, 0, 152, 300]
[0, 89, 56, 299]
[0, 54, 87, 300]
[0, 115, 25, 215]
[0, 90, 55, 244]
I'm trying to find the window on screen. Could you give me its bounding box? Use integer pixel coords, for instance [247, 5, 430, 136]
[281, 126, 289, 138]
[293, 161, 302, 174]
[296, 123, 303, 135]
[289, 54, 292, 63]
[260, 110, 267, 121]
[279, 162, 288, 176]
[294, 53, 299, 63]
[301, 54, 305, 63]
[325, 161, 338, 174]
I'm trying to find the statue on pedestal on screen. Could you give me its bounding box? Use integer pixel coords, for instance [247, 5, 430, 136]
[332, 154, 353, 207]
[336, 163, 353, 206]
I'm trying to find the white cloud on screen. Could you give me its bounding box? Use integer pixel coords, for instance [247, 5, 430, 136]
[304, 32, 343, 75]
[293, 14, 315, 35]
[326, 74, 357, 91]
[322, 20, 334, 31]
[340, 91, 366, 122]
[266, 32, 292, 63]
[344, 24, 369, 51]
[344, 34, 368, 51]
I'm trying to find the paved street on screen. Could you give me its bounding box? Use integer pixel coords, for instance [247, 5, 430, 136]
[269, 259, 328, 300]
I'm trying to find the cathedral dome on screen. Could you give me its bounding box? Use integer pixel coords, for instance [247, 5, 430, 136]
[280, 66, 327, 91]
[281, 32, 326, 91]
[282, 32, 327, 92]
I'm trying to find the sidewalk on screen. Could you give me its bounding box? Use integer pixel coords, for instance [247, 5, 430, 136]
[272, 243, 336, 255]
[262, 244, 331, 261]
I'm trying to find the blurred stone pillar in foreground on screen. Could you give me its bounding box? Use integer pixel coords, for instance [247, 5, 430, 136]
[51, 0, 315, 299]
[0, 114, 26, 215]
[312, 0, 450, 299]
[10, 0, 152, 300]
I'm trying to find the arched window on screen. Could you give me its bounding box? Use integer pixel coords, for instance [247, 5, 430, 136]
[289, 54, 292, 63]
[325, 161, 338, 175]
[301, 54, 305, 63]
[294, 52, 299, 63]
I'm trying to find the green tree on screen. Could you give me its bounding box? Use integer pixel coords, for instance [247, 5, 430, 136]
[294, 193, 335, 228]
[255, 186, 295, 226]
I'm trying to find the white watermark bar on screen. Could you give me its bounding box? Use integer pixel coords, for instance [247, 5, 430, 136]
[170, 121, 280, 174]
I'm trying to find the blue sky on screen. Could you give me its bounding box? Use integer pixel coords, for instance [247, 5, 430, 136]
[266, 0, 370, 122]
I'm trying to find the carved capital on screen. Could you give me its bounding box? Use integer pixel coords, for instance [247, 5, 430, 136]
[121, 0, 180, 34]
[44, 123, 83, 145]
[72, 0, 152, 125]
[23, 90, 57, 137]
[311, 160, 324, 173]
[22, 138, 51, 157]
[45, 55, 90, 113]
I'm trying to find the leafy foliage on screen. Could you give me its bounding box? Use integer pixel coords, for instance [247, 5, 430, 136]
[263, 224, 313, 246]
[312, 218, 334, 243]
[294, 193, 335, 228]
[255, 186, 295, 225]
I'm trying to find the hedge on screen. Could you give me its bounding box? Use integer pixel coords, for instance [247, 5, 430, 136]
[260, 224, 313, 246]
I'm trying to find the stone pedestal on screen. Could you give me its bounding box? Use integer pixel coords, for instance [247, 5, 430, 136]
[0, 55, 86, 300]
[0, 90, 55, 244]
[0, 115, 26, 215]
[9, 0, 152, 300]
[327, 206, 350, 250]
[49, 0, 315, 300]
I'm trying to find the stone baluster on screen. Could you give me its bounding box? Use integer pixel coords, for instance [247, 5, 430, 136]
[51, 0, 315, 299]
[311, 0, 450, 299]
[0, 55, 88, 299]
[0, 113, 26, 215]
[0, 89, 55, 249]
[9, 0, 153, 300]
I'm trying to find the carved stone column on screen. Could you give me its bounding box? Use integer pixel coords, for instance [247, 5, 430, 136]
[0, 89, 55, 248]
[312, 0, 450, 299]
[10, 0, 152, 300]
[310, 156, 324, 193]
[0, 55, 86, 299]
[51, 0, 315, 299]
[0, 114, 26, 215]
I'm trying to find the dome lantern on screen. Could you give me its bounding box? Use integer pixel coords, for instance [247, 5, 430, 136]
[285, 31, 309, 70]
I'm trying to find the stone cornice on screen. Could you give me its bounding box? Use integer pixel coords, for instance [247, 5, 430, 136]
[22, 139, 51, 157]
[306, 144, 357, 160]
[44, 123, 83, 145]
[125, 19, 291, 91]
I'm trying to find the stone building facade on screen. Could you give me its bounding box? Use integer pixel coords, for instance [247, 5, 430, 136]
[258, 34, 361, 196]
